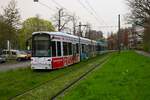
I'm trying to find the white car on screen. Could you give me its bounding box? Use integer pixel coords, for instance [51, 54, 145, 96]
[1, 50, 28, 61]
[0, 56, 6, 63]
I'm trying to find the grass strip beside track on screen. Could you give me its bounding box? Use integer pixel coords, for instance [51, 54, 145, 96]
[59, 51, 150, 100]
[51, 55, 111, 100]
[13, 54, 110, 100]
[0, 53, 110, 99]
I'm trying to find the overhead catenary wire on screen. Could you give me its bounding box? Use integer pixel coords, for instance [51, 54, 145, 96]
[77, 0, 95, 17]
[77, 0, 130, 32]
[77, 0, 105, 25]
[50, 0, 82, 34]
[85, 0, 109, 26]
[98, 24, 132, 28]
[51, 0, 78, 17]
[77, 0, 105, 30]
[37, 0, 130, 33]
[38, 1, 55, 11]
[50, 0, 112, 30]
[50, 0, 105, 27]
[51, 0, 63, 9]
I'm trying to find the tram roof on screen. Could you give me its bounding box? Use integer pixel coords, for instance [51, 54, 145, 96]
[32, 31, 96, 42]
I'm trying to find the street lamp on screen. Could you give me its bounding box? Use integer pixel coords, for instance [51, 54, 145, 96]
[34, 0, 38, 2]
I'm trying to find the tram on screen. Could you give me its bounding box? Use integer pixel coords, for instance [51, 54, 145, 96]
[31, 31, 105, 70]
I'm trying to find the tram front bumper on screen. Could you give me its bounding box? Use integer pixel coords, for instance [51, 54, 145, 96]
[31, 57, 52, 69]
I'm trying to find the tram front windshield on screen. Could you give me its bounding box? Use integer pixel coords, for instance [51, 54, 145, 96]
[32, 34, 51, 57]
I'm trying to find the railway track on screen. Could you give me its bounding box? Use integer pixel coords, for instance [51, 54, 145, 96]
[10, 62, 84, 99]
[51, 55, 110, 100]
[10, 53, 111, 100]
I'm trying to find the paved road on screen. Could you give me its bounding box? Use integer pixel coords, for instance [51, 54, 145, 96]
[135, 50, 150, 57]
[0, 61, 31, 72]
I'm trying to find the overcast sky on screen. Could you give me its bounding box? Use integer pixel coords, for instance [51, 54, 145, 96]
[0, 0, 130, 37]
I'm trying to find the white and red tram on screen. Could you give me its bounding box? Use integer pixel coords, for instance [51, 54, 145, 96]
[31, 31, 97, 70]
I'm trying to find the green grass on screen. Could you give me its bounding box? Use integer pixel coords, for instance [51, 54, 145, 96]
[60, 51, 150, 100]
[0, 53, 109, 100]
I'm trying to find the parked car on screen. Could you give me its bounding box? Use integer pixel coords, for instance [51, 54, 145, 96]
[0, 56, 6, 63]
[16, 50, 28, 61]
[0, 49, 2, 55]
[1, 50, 28, 61]
[24, 50, 32, 60]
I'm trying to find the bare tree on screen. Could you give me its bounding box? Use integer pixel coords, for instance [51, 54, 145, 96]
[127, 0, 150, 51]
[71, 14, 79, 35]
[127, 0, 150, 27]
[52, 9, 70, 31]
[52, 9, 78, 34]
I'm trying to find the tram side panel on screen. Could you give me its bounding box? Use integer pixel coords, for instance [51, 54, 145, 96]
[51, 39, 80, 69]
[31, 32, 97, 70]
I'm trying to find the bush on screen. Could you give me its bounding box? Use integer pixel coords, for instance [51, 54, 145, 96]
[143, 44, 150, 52]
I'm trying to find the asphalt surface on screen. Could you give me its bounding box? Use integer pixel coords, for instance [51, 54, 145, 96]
[0, 61, 31, 72]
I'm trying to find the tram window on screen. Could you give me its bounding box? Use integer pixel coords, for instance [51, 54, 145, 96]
[99, 45, 102, 51]
[88, 44, 91, 52]
[82, 44, 85, 53]
[92, 45, 94, 51]
[93, 45, 94, 51]
[97, 45, 98, 51]
[68, 43, 72, 55]
[94, 45, 96, 51]
[96, 45, 99, 51]
[85, 45, 88, 53]
[12, 51, 17, 55]
[57, 41, 61, 56]
[32, 34, 51, 57]
[63, 42, 68, 56]
[52, 41, 56, 57]
[91, 45, 93, 51]
[73, 44, 76, 54]
[76, 44, 79, 53]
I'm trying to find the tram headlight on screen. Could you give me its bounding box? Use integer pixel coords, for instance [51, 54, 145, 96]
[47, 59, 51, 61]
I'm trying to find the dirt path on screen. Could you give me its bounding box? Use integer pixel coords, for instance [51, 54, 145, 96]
[135, 50, 150, 57]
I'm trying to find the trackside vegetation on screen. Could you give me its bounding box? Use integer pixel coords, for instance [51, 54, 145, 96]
[0, 53, 110, 99]
[60, 51, 150, 100]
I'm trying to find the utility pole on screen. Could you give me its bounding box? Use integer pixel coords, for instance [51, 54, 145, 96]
[33, 0, 62, 32]
[87, 25, 91, 39]
[79, 22, 82, 37]
[58, 8, 63, 31]
[78, 22, 87, 37]
[78, 22, 88, 59]
[118, 14, 121, 53]
[72, 16, 76, 35]
[78, 22, 82, 57]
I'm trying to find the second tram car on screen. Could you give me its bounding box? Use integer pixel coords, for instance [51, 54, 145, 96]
[31, 31, 104, 70]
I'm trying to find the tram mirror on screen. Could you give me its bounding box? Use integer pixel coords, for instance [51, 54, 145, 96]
[50, 36, 55, 40]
